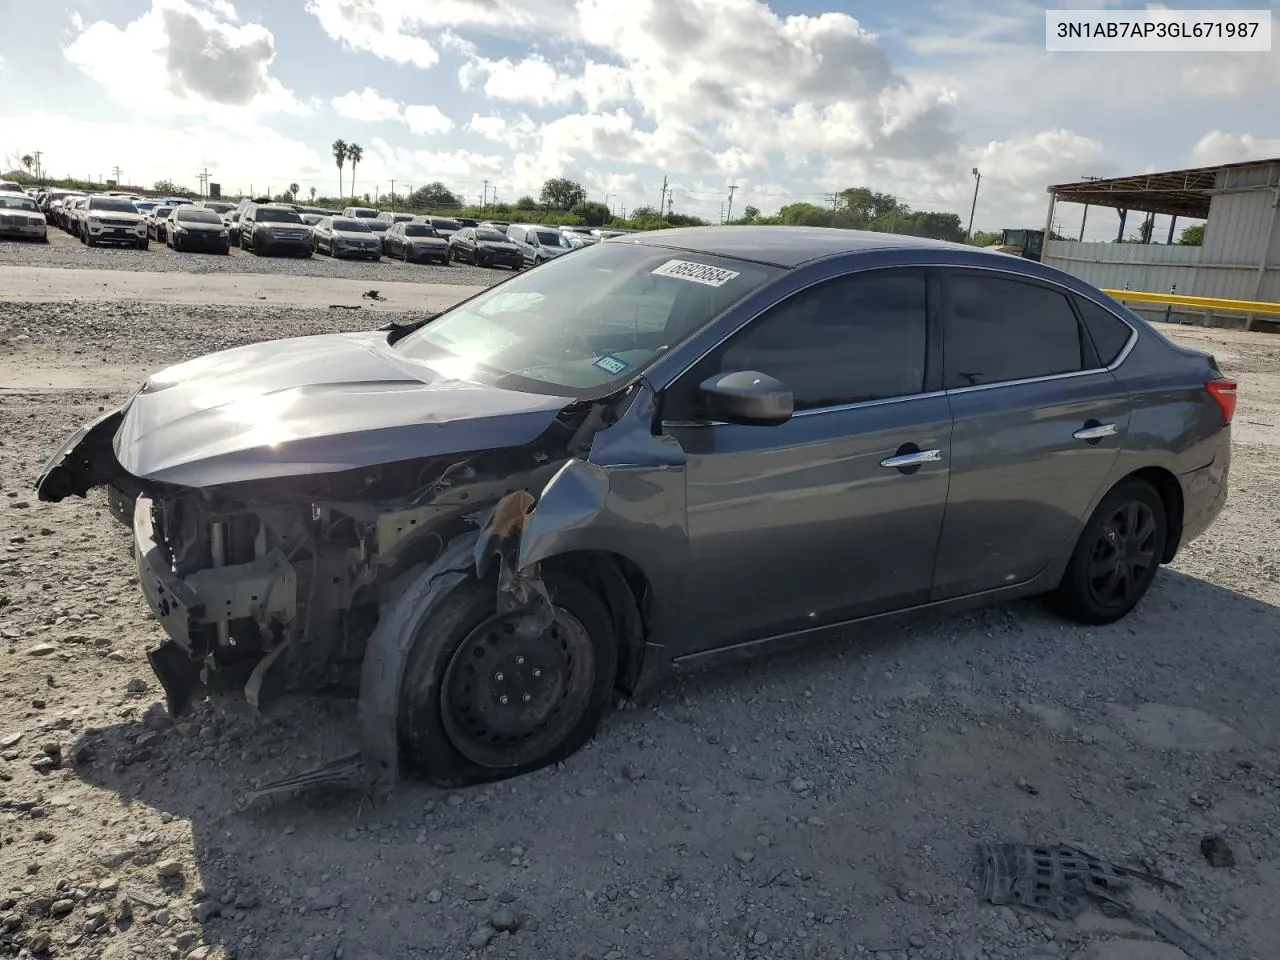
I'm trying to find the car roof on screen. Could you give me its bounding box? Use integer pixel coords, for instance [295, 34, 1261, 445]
[623, 225, 983, 268]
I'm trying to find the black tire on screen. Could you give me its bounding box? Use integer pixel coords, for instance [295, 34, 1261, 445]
[137, 239, 148, 250]
[84, 232, 95, 248]
[398, 570, 618, 786]
[1047, 479, 1167, 625]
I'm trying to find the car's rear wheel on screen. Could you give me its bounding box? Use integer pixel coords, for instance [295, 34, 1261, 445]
[1048, 479, 1167, 625]
[398, 570, 617, 786]
[84, 231, 95, 247]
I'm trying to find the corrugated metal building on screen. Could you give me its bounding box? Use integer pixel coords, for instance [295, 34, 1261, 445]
[1042, 158, 1280, 326]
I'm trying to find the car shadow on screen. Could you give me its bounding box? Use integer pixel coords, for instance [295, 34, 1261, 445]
[65, 566, 1280, 959]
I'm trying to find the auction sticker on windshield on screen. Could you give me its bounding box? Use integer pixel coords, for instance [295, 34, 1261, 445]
[651, 259, 741, 287]
[593, 355, 629, 375]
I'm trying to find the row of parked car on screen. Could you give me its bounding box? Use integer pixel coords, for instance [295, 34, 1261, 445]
[9, 182, 638, 269]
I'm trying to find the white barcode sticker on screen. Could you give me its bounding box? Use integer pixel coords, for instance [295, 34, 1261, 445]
[651, 259, 741, 287]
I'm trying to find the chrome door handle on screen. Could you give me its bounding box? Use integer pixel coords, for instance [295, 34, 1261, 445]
[1072, 423, 1118, 441]
[880, 449, 943, 468]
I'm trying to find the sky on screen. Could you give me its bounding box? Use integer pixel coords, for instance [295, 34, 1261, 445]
[0, 0, 1277, 240]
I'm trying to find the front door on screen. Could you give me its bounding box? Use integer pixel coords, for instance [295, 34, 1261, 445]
[661, 268, 953, 650]
[931, 269, 1130, 599]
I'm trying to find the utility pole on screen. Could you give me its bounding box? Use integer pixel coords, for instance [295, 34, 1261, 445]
[667, 195, 674, 217]
[482, 179, 489, 212]
[966, 167, 981, 240]
[658, 175, 668, 218]
[725, 184, 737, 223]
[1078, 204, 1089, 241]
[829, 192, 839, 226]
[111, 165, 123, 186]
[196, 168, 209, 198]
[32, 151, 42, 181]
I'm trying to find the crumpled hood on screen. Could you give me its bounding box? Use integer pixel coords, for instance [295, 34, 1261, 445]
[113, 331, 574, 488]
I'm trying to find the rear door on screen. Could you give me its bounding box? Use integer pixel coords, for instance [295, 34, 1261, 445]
[662, 268, 952, 648]
[930, 269, 1131, 600]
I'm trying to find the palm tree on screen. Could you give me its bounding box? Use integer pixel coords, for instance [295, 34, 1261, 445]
[309, 186, 316, 201]
[288, 182, 300, 200]
[347, 143, 363, 198]
[332, 139, 347, 198]
[20, 154, 34, 175]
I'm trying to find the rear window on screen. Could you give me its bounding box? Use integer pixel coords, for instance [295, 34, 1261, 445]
[367, 221, 389, 232]
[404, 224, 437, 237]
[348, 209, 378, 218]
[476, 229, 507, 242]
[176, 207, 222, 224]
[88, 197, 138, 213]
[203, 202, 233, 213]
[431, 218, 461, 230]
[333, 219, 371, 231]
[154, 207, 173, 218]
[256, 207, 303, 223]
[1074, 295, 1134, 367]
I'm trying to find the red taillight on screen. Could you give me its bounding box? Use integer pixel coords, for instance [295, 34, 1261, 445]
[1207, 377, 1237, 424]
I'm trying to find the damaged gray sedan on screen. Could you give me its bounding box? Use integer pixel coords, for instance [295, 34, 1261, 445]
[36, 226, 1233, 794]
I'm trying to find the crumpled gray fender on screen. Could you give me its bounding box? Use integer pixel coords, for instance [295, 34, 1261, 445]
[358, 381, 687, 791]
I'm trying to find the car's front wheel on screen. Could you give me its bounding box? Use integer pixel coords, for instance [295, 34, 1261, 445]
[398, 570, 618, 786]
[1048, 479, 1167, 625]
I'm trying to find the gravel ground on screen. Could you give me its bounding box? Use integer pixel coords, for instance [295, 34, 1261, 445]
[3, 299, 1280, 960]
[0, 230, 500, 286]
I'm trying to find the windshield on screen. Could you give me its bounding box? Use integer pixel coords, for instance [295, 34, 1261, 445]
[349, 209, 378, 218]
[176, 208, 222, 224]
[88, 197, 138, 213]
[404, 224, 437, 237]
[333, 218, 371, 231]
[154, 207, 173, 218]
[204, 202, 233, 213]
[432, 218, 461, 230]
[256, 207, 303, 223]
[476, 229, 507, 242]
[366, 221, 389, 232]
[0, 195, 38, 212]
[534, 229, 570, 248]
[396, 242, 779, 395]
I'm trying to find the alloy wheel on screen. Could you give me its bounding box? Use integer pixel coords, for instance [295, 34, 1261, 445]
[1086, 500, 1158, 610]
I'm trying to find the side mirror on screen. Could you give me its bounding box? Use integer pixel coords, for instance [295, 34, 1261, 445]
[698, 370, 793, 426]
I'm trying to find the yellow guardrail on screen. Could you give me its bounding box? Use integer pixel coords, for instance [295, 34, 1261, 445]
[1102, 289, 1280, 317]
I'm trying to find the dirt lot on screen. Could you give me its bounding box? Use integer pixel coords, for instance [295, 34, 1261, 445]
[2, 261, 1280, 960]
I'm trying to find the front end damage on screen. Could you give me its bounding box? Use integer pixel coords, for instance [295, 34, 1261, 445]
[37, 374, 663, 801]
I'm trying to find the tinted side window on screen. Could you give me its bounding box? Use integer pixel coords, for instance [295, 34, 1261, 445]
[1074, 295, 1133, 367]
[696, 272, 929, 413]
[944, 274, 1083, 388]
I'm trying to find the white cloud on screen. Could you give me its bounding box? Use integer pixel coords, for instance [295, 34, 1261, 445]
[332, 87, 402, 123]
[1190, 132, 1280, 167]
[62, 0, 310, 118]
[330, 88, 455, 135]
[466, 113, 537, 149]
[403, 105, 454, 135]
[303, 0, 577, 67]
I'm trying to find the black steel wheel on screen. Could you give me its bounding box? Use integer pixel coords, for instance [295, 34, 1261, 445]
[1048, 479, 1167, 625]
[398, 570, 618, 786]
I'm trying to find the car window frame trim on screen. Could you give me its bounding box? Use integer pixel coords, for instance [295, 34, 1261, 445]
[658, 260, 1139, 427]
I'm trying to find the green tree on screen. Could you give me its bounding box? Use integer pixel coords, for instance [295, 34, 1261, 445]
[331, 139, 347, 198]
[539, 177, 587, 210]
[288, 182, 300, 200]
[347, 143, 363, 198]
[409, 182, 460, 209]
[887, 210, 965, 243]
[153, 179, 191, 195]
[570, 201, 612, 227]
[836, 187, 905, 228]
[968, 230, 1003, 247]
[20, 154, 34, 175]
[1178, 223, 1205, 245]
[742, 205, 760, 221]
[777, 202, 833, 226]
[515, 195, 537, 210]
[309, 186, 316, 201]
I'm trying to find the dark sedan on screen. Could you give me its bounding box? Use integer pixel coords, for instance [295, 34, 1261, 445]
[166, 206, 231, 254]
[384, 221, 449, 263]
[447, 225, 522, 269]
[312, 216, 383, 260]
[34, 227, 1232, 794]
